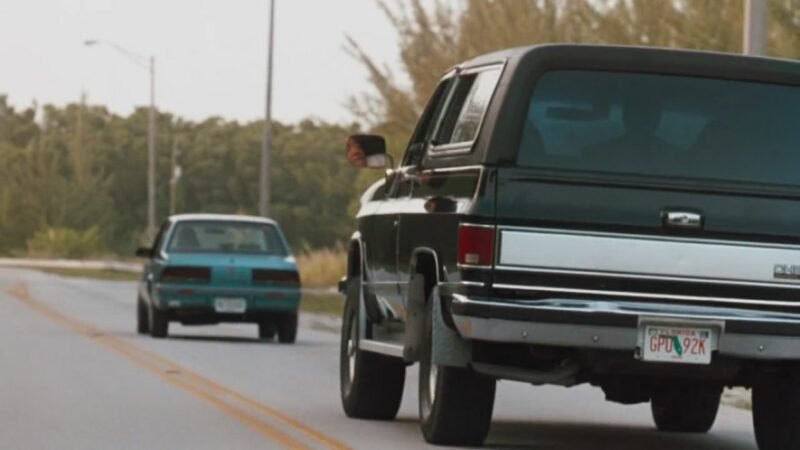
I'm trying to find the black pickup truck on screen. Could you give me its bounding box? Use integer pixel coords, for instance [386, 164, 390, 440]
[338, 44, 800, 449]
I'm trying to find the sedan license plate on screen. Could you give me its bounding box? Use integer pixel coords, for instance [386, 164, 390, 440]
[214, 297, 247, 314]
[642, 325, 713, 365]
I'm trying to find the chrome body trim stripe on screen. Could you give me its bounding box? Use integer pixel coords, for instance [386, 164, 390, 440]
[359, 339, 404, 358]
[494, 265, 800, 290]
[498, 227, 800, 287]
[498, 226, 800, 250]
[421, 165, 483, 174]
[457, 263, 493, 270]
[439, 281, 485, 288]
[460, 223, 495, 229]
[491, 283, 800, 308]
[452, 295, 800, 324]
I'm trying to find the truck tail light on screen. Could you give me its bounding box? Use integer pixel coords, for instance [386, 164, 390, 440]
[161, 266, 211, 283]
[252, 269, 301, 287]
[458, 224, 495, 267]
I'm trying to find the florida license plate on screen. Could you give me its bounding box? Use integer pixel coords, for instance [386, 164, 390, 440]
[642, 325, 713, 365]
[214, 298, 247, 314]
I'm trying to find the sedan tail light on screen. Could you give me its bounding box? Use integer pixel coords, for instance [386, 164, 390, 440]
[252, 269, 301, 287]
[160, 266, 211, 283]
[458, 224, 495, 267]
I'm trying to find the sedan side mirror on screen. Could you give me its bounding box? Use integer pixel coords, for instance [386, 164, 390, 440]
[135, 247, 153, 258]
[346, 134, 391, 169]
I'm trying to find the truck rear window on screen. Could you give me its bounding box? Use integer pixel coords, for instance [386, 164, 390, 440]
[517, 70, 800, 187]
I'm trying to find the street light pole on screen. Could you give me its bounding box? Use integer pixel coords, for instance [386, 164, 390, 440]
[259, 0, 275, 217]
[743, 0, 767, 56]
[84, 40, 157, 240]
[148, 56, 157, 238]
[170, 137, 181, 215]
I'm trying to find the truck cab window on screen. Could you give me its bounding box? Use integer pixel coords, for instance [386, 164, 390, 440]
[402, 78, 454, 167]
[434, 68, 501, 146]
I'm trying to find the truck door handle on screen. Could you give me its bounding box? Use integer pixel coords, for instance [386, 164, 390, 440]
[662, 210, 703, 230]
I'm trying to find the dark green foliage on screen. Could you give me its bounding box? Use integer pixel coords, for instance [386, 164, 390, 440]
[0, 96, 360, 255]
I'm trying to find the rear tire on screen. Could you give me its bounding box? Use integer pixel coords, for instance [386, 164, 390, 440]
[258, 323, 276, 340]
[339, 277, 405, 420]
[419, 291, 495, 446]
[148, 303, 168, 338]
[137, 297, 149, 334]
[651, 384, 721, 433]
[277, 313, 298, 343]
[753, 378, 800, 450]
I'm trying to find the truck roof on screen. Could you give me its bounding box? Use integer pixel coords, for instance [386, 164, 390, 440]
[457, 44, 800, 82]
[427, 44, 799, 170]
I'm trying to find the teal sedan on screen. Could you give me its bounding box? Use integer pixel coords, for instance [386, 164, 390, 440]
[135, 214, 300, 343]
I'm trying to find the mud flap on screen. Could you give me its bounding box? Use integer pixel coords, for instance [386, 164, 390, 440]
[403, 274, 425, 362]
[431, 287, 471, 368]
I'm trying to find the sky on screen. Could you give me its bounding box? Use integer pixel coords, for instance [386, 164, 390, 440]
[0, 0, 409, 124]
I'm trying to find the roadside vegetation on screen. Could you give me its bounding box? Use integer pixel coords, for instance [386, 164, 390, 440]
[300, 292, 344, 317]
[296, 246, 347, 289]
[26, 227, 106, 259]
[25, 246, 346, 289]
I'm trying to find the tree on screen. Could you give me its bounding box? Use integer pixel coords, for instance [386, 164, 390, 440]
[349, 0, 800, 152]
[0, 97, 362, 256]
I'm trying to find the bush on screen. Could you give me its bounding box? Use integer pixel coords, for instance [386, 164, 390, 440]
[26, 227, 105, 259]
[296, 245, 347, 289]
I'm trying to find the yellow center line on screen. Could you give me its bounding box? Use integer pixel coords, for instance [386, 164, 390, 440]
[6, 283, 350, 450]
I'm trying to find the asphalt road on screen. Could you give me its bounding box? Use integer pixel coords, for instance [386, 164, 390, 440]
[0, 268, 759, 449]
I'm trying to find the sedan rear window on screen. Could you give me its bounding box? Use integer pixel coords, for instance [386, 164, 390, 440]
[518, 70, 800, 188]
[167, 221, 288, 256]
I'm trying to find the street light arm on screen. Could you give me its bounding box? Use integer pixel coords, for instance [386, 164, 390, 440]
[84, 39, 150, 69]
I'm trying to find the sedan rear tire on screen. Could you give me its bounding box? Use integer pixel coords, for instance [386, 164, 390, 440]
[277, 313, 298, 343]
[148, 303, 169, 338]
[259, 323, 276, 340]
[136, 296, 149, 335]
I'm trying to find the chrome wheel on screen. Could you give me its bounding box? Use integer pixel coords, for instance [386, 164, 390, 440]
[340, 276, 406, 420]
[347, 316, 357, 384]
[428, 363, 438, 406]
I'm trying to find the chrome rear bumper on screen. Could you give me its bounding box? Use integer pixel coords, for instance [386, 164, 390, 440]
[450, 295, 800, 360]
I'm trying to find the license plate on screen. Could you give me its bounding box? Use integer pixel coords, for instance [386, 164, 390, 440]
[214, 298, 247, 314]
[642, 324, 713, 365]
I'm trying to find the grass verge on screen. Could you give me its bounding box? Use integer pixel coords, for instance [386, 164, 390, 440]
[296, 246, 346, 289]
[35, 266, 344, 317]
[33, 267, 140, 281]
[300, 291, 344, 317]
[28, 265, 344, 317]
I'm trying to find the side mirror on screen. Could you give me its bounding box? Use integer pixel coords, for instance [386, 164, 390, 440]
[346, 134, 389, 169]
[135, 247, 153, 258]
